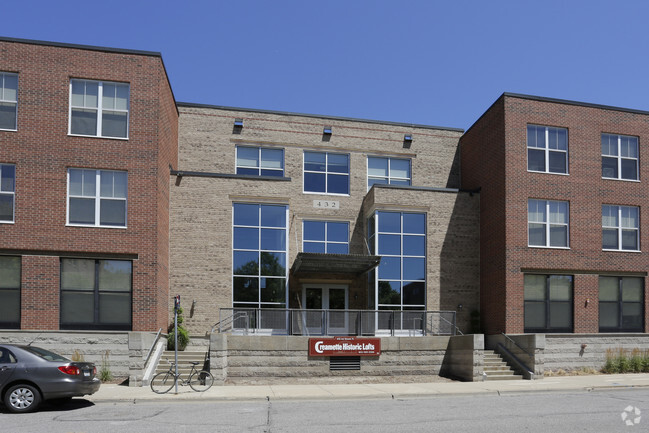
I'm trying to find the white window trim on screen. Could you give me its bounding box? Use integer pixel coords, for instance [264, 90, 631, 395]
[68, 79, 130, 139]
[602, 205, 640, 252]
[235, 146, 285, 176]
[302, 220, 350, 253]
[366, 156, 412, 191]
[0, 72, 18, 132]
[0, 163, 15, 223]
[601, 133, 639, 181]
[303, 151, 350, 196]
[66, 169, 128, 228]
[527, 125, 569, 175]
[527, 199, 570, 249]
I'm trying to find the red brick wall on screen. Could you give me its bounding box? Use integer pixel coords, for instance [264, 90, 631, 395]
[463, 94, 649, 334]
[0, 40, 178, 331]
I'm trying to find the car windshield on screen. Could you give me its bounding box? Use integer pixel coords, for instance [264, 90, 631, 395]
[20, 346, 70, 362]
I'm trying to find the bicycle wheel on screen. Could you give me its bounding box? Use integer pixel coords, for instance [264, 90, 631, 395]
[188, 370, 214, 392]
[150, 371, 176, 394]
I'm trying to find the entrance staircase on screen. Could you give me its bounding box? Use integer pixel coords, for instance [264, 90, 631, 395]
[483, 350, 522, 380]
[154, 350, 209, 376]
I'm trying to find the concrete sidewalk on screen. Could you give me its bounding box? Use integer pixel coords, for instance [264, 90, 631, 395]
[88, 374, 649, 403]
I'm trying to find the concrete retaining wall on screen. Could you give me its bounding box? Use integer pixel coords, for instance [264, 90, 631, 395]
[544, 334, 649, 372]
[439, 334, 484, 381]
[210, 334, 470, 383]
[486, 334, 544, 378]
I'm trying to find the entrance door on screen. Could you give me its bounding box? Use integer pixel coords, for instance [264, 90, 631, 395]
[303, 284, 348, 335]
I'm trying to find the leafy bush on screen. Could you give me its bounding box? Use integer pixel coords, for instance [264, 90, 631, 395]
[167, 306, 190, 351]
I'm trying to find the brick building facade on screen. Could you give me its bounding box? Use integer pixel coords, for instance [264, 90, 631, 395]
[461, 93, 649, 335]
[0, 37, 178, 332]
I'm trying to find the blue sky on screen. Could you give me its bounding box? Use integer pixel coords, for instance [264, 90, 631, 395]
[5, 0, 649, 129]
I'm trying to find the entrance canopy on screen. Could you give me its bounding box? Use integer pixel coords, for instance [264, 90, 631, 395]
[291, 253, 381, 276]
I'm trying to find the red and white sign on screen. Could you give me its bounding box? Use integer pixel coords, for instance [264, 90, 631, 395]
[308, 337, 381, 357]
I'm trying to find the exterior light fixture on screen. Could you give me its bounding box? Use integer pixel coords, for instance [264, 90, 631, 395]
[403, 134, 413, 148]
[234, 119, 244, 127]
[323, 126, 332, 135]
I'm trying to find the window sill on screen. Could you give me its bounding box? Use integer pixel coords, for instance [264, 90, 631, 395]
[303, 191, 350, 197]
[601, 177, 640, 183]
[0, 220, 15, 224]
[602, 249, 641, 253]
[68, 133, 129, 141]
[66, 224, 127, 229]
[527, 170, 569, 176]
[0, 128, 17, 132]
[527, 245, 570, 250]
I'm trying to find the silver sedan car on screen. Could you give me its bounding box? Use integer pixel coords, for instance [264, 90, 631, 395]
[0, 344, 101, 413]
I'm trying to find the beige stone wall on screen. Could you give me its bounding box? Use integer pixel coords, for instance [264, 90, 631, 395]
[171, 105, 474, 334]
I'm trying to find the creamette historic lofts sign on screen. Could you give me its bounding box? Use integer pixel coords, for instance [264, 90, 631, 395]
[308, 336, 381, 357]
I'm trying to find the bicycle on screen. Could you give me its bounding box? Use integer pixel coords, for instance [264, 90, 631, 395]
[150, 361, 214, 394]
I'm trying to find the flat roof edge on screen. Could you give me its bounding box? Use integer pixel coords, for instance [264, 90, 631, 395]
[177, 101, 464, 132]
[0, 36, 162, 58]
[503, 92, 649, 117]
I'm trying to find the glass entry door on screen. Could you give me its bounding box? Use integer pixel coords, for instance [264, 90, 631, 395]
[302, 284, 348, 335]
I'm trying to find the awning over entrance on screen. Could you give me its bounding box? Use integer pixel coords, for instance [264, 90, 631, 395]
[291, 253, 381, 276]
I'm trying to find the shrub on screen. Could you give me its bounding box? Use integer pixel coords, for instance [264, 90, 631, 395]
[167, 306, 190, 351]
[99, 350, 113, 382]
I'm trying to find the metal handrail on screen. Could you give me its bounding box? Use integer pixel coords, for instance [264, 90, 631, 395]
[143, 328, 163, 367]
[210, 310, 250, 334]
[439, 313, 463, 336]
[501, 332, 534, 358]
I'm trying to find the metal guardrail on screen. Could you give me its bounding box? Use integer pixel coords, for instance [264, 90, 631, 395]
[143, 328, 163, 367]
[215, 308, 457, 336]
[501, 332, 534, 358]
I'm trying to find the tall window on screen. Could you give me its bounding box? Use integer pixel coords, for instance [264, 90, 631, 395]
[524, 274, 573, 333]
[60, 259, 132, 330]
[602, 133, 639, 181]
[0, 256, 20, 329]
[599, 276, 644, 332]
[528, 199, 569, 248]
[68, 169, 127, 227]
[236, 146, 284, 177]
[70, 79, 129, 138]
[0, 72, 17, 131]
[303, 221, 349, 254]
[232, 203, 287, 308]
[367, 157, 411, 190]
[369, 211, 426, 310]
[303, 151, 349, 195]
[602, 205, 639, 251]
[0, 164, 15, 222]
[527, 125, 568, 174]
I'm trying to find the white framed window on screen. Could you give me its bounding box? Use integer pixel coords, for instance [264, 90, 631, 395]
[236, 146, 284, 177]
[528, 199, 569, 248]
[602, 133, 639, 181]
[0, 72, 18, 131]
[67, 169, 127, 228]
[602, 205, 639, 251]
[69, 79, 129, 139]
[367, 156, 411, 190]
[527, 125, 568, 174]
[303, 221, 349, 254]
[0, 164, 15, 223]
[303, 151, 349, 195]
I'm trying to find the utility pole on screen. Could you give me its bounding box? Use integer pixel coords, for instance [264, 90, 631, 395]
[174, 295, 180, 394]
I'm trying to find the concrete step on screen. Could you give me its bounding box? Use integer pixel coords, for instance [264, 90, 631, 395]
[154, 350, 209, 375]
[485, 374, 523, 381]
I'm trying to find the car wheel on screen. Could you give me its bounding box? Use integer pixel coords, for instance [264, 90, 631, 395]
[4, 384, 41, 413]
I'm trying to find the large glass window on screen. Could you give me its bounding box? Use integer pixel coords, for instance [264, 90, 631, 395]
[524, 274, 573, 333]
[303, 151, 349, 195]
[70, 79, 129, 138]
[0, 256, 20, 329]
[60, 259, 132, 330]
[367, 157, 411, 190]
[528, 199, 569, 248]
[599, 276, 644, 332]
[527, 125, 568, 174]
[602, 133, 639, 181]
[236, 146, 284, 177]
[232, 203, 288, 308]
[0, 164, 15, 222]
[303, 221, 349, 254]
[602, 205, 639, 251]
[369, 211, 426, 310]
[0, 72, 17, 131]
[68, 169, 127, 227]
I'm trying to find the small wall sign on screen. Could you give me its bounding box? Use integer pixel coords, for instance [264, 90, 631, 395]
[308, 336, 381, 357]
[313, 200, 340, 209]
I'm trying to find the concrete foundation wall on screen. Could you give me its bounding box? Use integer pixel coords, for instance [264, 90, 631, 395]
[486, 334, 544, 378]
[439, 334, 484, 381]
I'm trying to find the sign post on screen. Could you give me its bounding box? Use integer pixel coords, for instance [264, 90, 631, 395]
[174, 295, 180, 394]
